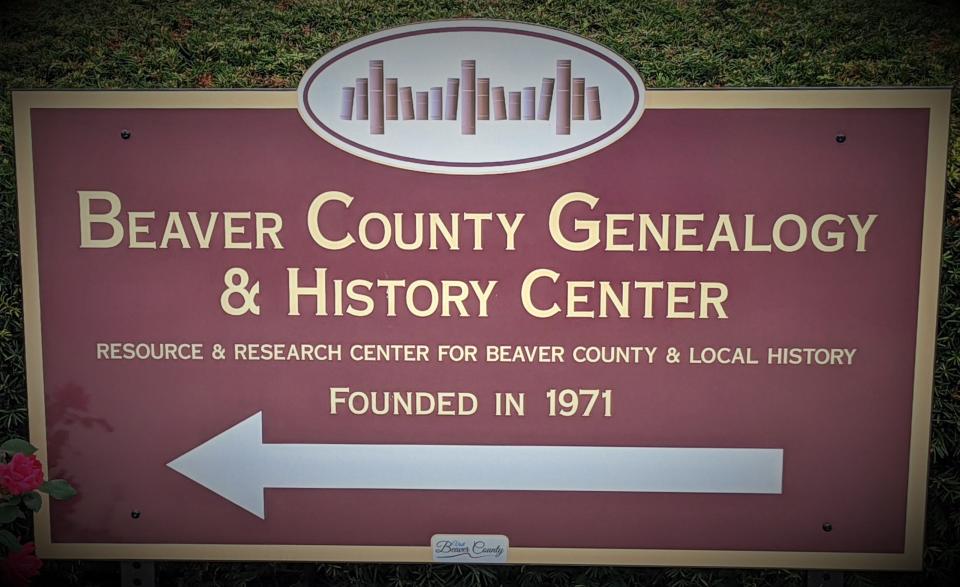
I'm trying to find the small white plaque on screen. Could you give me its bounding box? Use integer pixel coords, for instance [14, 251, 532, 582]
[431, 534, 509, 564]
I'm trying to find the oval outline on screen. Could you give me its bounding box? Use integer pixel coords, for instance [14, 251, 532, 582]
[297, 20, 645, 174]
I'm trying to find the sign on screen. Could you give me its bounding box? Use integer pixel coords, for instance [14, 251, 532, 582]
[13, 19, 949, 570]
[431, 535, 509, 564]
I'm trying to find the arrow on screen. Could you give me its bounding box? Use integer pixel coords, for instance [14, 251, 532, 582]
[168, 412, 783, 519]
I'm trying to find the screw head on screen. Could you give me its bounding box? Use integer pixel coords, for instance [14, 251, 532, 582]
[822, 522, 832, 532]
[835, 134, 846, 144]
[130, 510, 141, 519]
[120, 129, 132, 140]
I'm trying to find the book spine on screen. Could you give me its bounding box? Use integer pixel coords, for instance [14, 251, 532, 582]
[537, 77, 554, 120]
[415, 91, 429, 120]
[507, 91, 521, 120]
[429, 87, 443, 120]
[556, 60, 570, 134]
[587, 86, 601, 120]
[461, 60, 476, 135]
[385, 78, 398, 120]
[400, 86, 414, 120]
[340, 86, 355, 120]
[492, 86, 506, 120]
[355, 77, 368, 121]
[445, 77, 459, 120]
[572, 78, 585, 121]
[522, 86, 536, 120]
[477, 78, 490, 121]
[369, 60, 384, 134]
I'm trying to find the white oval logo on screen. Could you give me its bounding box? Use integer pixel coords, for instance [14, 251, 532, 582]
[297, 20, 645, 175]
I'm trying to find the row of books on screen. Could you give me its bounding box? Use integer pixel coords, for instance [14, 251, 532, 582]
[339, 60, 602, 135]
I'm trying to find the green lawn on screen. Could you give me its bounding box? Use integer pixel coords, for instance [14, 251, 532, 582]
[1, 1, 959, 585]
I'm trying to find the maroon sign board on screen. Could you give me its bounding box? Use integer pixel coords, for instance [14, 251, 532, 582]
[12, 21, 950, 569]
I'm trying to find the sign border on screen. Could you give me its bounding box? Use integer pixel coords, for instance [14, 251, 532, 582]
[12, 87, 950, 570]
[295, 19, 646, 174]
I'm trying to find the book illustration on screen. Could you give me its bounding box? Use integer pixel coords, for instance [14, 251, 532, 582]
[385, 78, 398, 120]
[340, 87, 355, 120]
[493, 86, 507, 120]
[572, 78, 585, 121]
[508, 91, 521, 120]
[537, 78, 555, 120]
[461, 60, 476, 135]
[556, 60, 571, 135]
[522, 87, 536, 120]
[415, 91, 429, 120]
[339, 59, 601, 134]
[399, 86, 415, 120]
[477, 78, 490, 121]
[354, 77, 368, 121]
[429, 87, 443, 120]
[587, 86, 601, 120]
[369, 60, 384, 134]
[445, 77, 460, 121]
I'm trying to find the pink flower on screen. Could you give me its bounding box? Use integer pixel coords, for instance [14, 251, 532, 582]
[0, 453, 44, 496]
[0, 543, 43, 587]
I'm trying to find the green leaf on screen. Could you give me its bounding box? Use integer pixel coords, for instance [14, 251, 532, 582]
[39, 479, 77, 500]
[22, 491, 41, 512]
[0, 529, 19, 552]
[0, 438, 37, 456]
[0, 504, 21, 524]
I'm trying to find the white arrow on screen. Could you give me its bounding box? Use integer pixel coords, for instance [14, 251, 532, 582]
[168, 412, 783, 519]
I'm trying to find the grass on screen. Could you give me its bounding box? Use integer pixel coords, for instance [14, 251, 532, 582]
[2, 0, 959, 585]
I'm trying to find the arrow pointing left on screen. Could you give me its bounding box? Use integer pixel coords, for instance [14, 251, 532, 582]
[168, 412, 784, 519]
